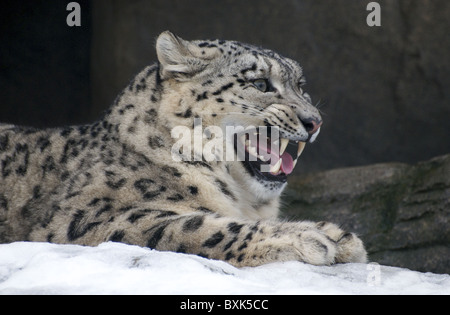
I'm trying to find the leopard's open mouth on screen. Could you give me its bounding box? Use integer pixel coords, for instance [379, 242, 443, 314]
[234, 128, 306, 182]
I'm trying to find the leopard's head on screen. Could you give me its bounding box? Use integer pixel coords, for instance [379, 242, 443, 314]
[156, 31, 322, 200]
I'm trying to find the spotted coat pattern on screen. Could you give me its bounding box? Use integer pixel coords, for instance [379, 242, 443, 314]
[0, 32, 367, 267]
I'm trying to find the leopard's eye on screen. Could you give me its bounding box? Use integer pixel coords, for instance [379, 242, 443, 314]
[252, 79, 274, 93]
[298, 77, 306, 92]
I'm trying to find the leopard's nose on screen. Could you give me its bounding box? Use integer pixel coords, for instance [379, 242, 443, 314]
[301, 118, 322, 135]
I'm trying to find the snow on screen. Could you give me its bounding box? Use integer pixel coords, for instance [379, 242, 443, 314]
[0, 242, 449, 295]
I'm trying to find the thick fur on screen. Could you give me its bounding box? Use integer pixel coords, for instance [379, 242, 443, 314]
[0, 32, 367, 267]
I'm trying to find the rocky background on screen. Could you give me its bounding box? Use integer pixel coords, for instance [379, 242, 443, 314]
[282, 154, 449, 274]
[1, 1, 449, 274]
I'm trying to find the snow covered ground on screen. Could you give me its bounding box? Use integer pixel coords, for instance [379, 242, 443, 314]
[0, 242, 448, 295]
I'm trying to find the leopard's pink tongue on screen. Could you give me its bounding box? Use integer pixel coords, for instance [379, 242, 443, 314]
[257, 141, 294, 175]
[280, 152, 294, 175]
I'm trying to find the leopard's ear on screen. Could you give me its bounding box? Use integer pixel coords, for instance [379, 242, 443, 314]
[156, 31, 216, 80]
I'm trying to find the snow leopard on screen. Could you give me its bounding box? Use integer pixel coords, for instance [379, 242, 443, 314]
[0, 31, 367, 267]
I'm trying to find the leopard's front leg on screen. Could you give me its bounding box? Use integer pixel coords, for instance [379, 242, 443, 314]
[211, 219, 367, 267]
[104, 210, 367, 267]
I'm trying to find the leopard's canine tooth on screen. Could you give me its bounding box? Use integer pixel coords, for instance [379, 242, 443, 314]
[297, 142, 306, 157]
[279, 138, 289, 156]
[270, 158, 282, 174]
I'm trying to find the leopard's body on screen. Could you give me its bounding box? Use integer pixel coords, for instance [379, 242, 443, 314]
[0, 32, 367, 267]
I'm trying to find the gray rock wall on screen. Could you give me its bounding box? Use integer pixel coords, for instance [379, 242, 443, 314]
[282, 154, 450, 274]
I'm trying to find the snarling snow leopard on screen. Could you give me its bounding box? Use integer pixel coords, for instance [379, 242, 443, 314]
[0, 32, 367, 267]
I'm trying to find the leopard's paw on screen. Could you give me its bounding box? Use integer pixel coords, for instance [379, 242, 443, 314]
[315, 221, 367, 263]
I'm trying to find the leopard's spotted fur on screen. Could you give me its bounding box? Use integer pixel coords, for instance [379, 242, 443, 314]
[0, 32, 367, 267]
